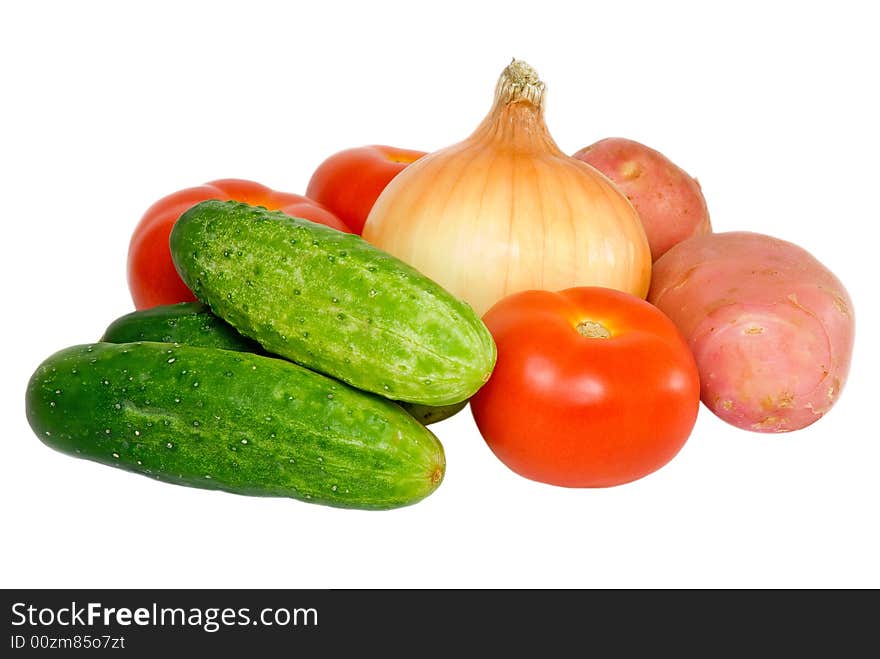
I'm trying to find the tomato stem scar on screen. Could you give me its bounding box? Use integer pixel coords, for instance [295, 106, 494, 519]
[576, 320, 611, 338]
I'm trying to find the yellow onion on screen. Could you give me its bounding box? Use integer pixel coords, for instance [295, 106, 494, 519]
[362, 59, 651, 317]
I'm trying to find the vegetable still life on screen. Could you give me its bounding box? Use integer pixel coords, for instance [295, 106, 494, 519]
[25, 59, 854, 509]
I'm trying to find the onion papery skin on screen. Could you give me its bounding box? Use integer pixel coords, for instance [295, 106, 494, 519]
[363, 60, 651, 317]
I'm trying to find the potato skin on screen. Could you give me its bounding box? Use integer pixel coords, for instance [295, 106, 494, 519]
[648, 231, 854, 433]
[574, 137, 711, 261]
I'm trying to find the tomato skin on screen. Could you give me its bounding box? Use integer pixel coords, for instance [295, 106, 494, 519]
[306, 145, 426, 234]
[470, 287, 700, 488]
[127, 179, 350, 309]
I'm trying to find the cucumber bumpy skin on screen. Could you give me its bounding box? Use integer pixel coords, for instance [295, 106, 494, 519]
[170, 200, 496, 406]
[101, 302, 262, 352]
[101, 303, 468, 426]
[25, 342, 446, 510]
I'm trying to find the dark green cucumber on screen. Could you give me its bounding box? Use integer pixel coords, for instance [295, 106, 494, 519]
[169, 200, 496, 406]
[25, 342, 445, 510]
[100, 304, 466, 425]
[101, 302, 262, 352]
[400, 400, 468, 425]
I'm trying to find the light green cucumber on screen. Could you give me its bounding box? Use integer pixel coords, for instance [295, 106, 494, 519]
[26, 342, 445, 510]
[169, 200, 495, 406]
[100, 304, 468, 425]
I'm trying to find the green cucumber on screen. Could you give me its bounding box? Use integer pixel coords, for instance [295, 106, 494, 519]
[399, 401, 468, 425]
[101, 302, 262, 352]
[100, 304, 467, 425]
[169, 200, 495, 406]
[26, 342, 445, 510]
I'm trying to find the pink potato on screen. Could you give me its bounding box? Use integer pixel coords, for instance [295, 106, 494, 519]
[648, 231, 854, 433]
[573, 137, 711, 261]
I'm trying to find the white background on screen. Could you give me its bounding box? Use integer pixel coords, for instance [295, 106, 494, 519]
[2, 0, 877, 588]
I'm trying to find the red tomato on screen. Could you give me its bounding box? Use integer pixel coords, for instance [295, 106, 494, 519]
[306, 145, 426, 234]
[127, 179, 351, 309]
[470, 287, 700, 488]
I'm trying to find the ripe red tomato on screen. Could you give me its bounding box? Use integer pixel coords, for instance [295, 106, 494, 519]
[127, 179, 350, 309]
[306, 145, 426, 234]
[470, 287, 700, 488]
